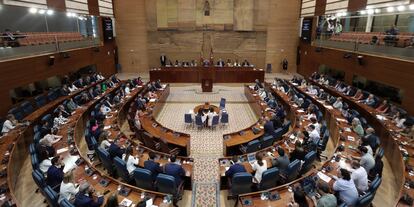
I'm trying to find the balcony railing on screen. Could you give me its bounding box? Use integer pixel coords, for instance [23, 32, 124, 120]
[0, 32, 101, 61]
[314, 32, 414, 61]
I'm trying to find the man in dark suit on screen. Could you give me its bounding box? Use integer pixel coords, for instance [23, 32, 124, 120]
[108, 138, 125, 159]
[74, 182, 104, 207]
[160, 54, 167, 66]
[164, 155, 185, 185]
[217, 58, 225, 67]
[225, 156, 246, 178]
[46, 156, 64, 188]
[144, 152, 163, 181]
[264, 117, 275, 136]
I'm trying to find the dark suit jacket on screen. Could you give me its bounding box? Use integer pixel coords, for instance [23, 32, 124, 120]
[46, 165, 64, 188]
[164, 163, 185, 185]
[74, 193, 104, 207]
[144, 160, 162, 180]
[108, 143, 124, 159]
[225, 164, 246, 178]
[264, 121, 275, 136]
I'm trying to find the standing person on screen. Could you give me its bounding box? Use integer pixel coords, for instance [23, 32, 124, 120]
[311, 182, 337, 207]
[332, 169, 359, 206]
[282, 58, 288, 74]
[160, 54, 167, 66]
[74, 182, 104, 207]
[122, 146, 139, 174]
[251, 152, 267, 184]
[164, 155, 185, 185]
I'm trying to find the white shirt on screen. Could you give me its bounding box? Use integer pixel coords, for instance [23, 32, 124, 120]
[1, 120, 15, 133]
[68, 85, 78, 92]
[39, 158, 52, 173]
[54, 116, 68, 128]
[395, 118, 406, 128]
[122, 154, 139, 174]
[59, 182, 79, 203]
[309, 129, 320, 144]
[125, 87, 131, 94]
[207, 113, 217, 126]
[100, 140, 111, 150]
[251, 160, 267, 183]
[333, 100, 343, 109]
[40, 134, 60, 147]
[101, 106, 111, 115]
[351, 167, 368, 192]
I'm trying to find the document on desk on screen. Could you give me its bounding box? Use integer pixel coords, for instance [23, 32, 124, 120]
[344, 128, 352, 132]
[317, 172, 332, 183]
[63, 155, 80, 173]
[297, 109, 305, 113]
[149, 98, 157, 102]
[336, 118, 347, 122]
[56, 147, 69, 155]
[104, 125, 111, 130]
[120, 198, 133, 207]
[325, 106, 334, 110]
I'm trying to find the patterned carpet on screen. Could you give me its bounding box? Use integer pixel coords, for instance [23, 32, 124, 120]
[155, 85, 258, 207]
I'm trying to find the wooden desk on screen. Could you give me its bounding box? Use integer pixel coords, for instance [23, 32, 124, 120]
[236, 80, 374, 206]
[54, 83, 171, 206]
[5, 79, 106, 206]
[131, 85, 191, 156]
[309, 78, 406, 206]
[149, 67, 265, 83]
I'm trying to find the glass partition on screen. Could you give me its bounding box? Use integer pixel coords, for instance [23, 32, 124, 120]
[314, 9, 414, 61]
[0, 5, 101, 61]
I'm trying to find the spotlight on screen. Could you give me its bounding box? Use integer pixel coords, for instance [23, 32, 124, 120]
[386, 7, 394, 12]
[29, 8, 38, 14]
[360, 10, 367, 15]
[47, 10, 54, 15]
[410, 4, 414, 10]
[367, 9, 374, 15]
[397, 5, 406, 12]
[66, 12, 72, 17]
[38, 9, 46, 14]
[374, 9, 381, 14]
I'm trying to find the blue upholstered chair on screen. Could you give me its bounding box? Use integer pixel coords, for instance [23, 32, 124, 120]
[133, 168, 154, 190]
[259, 167, 279, 190]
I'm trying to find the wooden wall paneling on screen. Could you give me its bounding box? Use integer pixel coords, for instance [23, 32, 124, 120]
[314, 0, 327, 16]
[177, 0, 196, 30]
[253, 0, 269, 31]
[145, 0, 158, 31]
[265, 0, 301, 73]
[233, 0, 254, 31]
[87, 0, 99, 16]
[114, 0, 149, 73]
[298, 43, 414, 114]
[157, 0, 169, 29]
[0, 43, 116, 116]
[347, 0, 367, 12]
[167, 0, 178, 28]
[47, 0, 66, 12]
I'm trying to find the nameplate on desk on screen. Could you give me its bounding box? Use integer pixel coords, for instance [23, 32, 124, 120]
[152, 123, 158, 128]
[104, 125, 111, 130]
[347, 136, 355, 141]
[297, 109, 305, 113]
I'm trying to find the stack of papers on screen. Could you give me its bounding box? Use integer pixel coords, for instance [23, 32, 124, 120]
[149, 99, 157, 102]
[317, 172, 332, 183]
[119, 198, 133, 207]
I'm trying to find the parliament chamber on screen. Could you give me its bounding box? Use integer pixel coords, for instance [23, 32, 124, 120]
[0, 0, 414, 207]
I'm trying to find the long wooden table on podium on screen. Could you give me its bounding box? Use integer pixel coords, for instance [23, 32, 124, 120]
[149, 67, 265, 84]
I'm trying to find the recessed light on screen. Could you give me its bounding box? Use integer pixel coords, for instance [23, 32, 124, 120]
[29, 8, 38, 14]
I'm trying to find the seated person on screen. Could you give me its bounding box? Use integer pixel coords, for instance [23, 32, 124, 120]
[289, 141, 306, 161]
[226, 59, 232, 67]
[46, 156, 65, 188]
[233, 59, 241, 67]
[122, 146, 139, 174]
[207, 108, 218, 127]
[59, 172, 79, 203]
[74, 182, 104, 207]
[164, 155, 185, 185]
[351, 118, 364, 137]
[332, 169, 359, 206]
[375, 100, 390, 113]
[307, 85, 318, 95]
[393, 112, 407, 129]
[216, 58, 225, 67]
[308, 124, 320, 147]
[361, 127, 379, 153]
[57, 105, 71, 118]
[39, 127, 62, 154]
[242, 59, 250, 67]
[1, 114, 19, 134]
[61, 85, 71, 96]
[68, 84, 78, 93]
[53, 111, 68, 128]
[344, 86, 356, 97]
[361, 94, 376, 107]
[248, 153, 266, 185]
[263, 117, 275, 136]
[352, 89, 364, 100]
[144, 152, 163, 181]
[332, 97, 343, 110]
[309, 117, 321, 134]
[271, 147, 290, 172]
[108, 138, 125, 159]
[225, 156, 246, 178]
[311, 182, 337, 207]
[289, 185, 309, 207]
[350, 161, 368, 193]
[99, 104, 111, 116]
[351, 146, 375, 173]
[124, 83, 131, 95]
[368, 155, 384, 180]
[66, 98, 79, 113]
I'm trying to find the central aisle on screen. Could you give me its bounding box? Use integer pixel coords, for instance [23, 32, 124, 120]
[155, 84, 258, 206]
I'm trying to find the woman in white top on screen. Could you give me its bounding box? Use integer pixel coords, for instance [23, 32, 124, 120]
[53, 111, 68, 128]
[122, 146, 139, 174]
[1, 114, 18, 134]
[59, 172, 79, 203]
[100, 104, 111, 116]
[98, 131, 111, 150]
[207, 108, 217, 127]
[40, 128, 62, 147]
[68, 84, 78, 93]
[39, 158, 52, 173]
[124, 83, 131, 95]
[251, 153, 267, 183]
